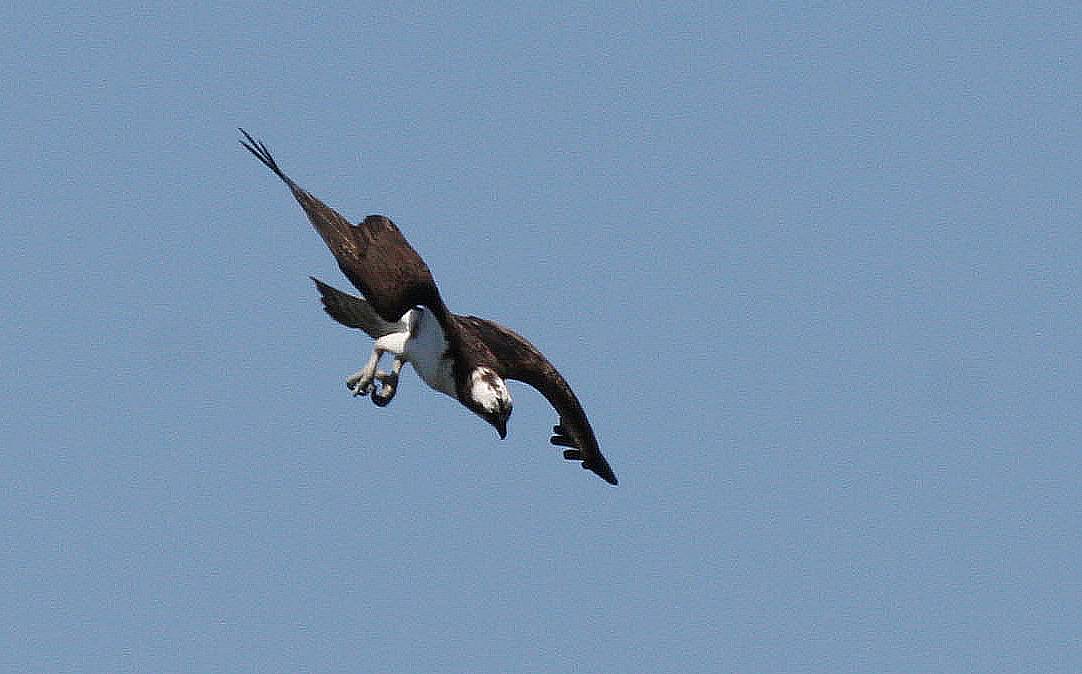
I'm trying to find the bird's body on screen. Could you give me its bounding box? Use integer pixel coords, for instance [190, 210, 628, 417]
[400, 308, 457, 399]
[240, 130, 617, 485]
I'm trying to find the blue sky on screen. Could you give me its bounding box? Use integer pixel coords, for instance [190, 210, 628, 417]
[1, 3, 1076, 672]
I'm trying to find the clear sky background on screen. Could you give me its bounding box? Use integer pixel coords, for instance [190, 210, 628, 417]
[1, 3, 1076, 673]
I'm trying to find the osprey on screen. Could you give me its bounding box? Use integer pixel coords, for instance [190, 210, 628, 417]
[240, 130, 617, 485]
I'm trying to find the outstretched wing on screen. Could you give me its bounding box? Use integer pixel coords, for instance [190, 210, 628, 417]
[310, 277, 405, 338]
[457, 316, 618, 485]
[240, 129, 446, 324]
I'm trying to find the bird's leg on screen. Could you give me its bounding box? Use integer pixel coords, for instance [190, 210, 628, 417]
[371, 356, 405, 407]
[345, 347, 383, 396]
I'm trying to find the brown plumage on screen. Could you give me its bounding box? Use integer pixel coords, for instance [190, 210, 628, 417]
[456, 316, 617, 484]
[240, 129, 617, 485]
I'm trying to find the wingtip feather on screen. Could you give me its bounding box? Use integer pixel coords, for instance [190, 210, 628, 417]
[593, 463, 619, 486]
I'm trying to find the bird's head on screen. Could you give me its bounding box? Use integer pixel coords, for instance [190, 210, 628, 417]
[467, 367, 513, 439]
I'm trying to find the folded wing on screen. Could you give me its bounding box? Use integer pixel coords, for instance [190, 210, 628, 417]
[310, 277, 405, 338]
[457, 316, 618, 485]
[240, 129, 447, 325]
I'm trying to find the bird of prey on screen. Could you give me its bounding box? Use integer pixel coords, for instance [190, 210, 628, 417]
[239, 130, 617, 485]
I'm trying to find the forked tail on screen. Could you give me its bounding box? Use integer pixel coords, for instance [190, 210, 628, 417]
[239, 128, 296, 187]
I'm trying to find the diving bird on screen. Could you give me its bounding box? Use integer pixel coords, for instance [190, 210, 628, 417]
[239, 130, 617, 485]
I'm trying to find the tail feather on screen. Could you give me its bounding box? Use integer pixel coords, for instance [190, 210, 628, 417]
[310, 277, 404, 338]
[239, 128, 296, 188]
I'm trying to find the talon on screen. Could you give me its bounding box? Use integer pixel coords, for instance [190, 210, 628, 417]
[371, 389, 394, 407]
[371, 381, 396, 406]
[346, 354, 381, 398]
[348, 374, 374, 396]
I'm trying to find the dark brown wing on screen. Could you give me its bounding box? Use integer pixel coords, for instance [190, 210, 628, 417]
[309, 277, 405, 339]
[240, 129, 446, 324]
[457, 316, 617, 485]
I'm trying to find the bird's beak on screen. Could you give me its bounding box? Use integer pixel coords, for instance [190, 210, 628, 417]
[495, 417, 508, 440]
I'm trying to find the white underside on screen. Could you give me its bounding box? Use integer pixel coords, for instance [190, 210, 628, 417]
[345, 308, 513, 418]
[385, 308, 456, 398]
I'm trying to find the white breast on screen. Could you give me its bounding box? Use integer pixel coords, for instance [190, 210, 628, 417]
[403, 308, 457, 398]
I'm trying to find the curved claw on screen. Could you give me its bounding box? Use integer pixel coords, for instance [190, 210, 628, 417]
[371, 389, 395, 406]
[346, 371, 374, 397]
[370, 371, 399, 407]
